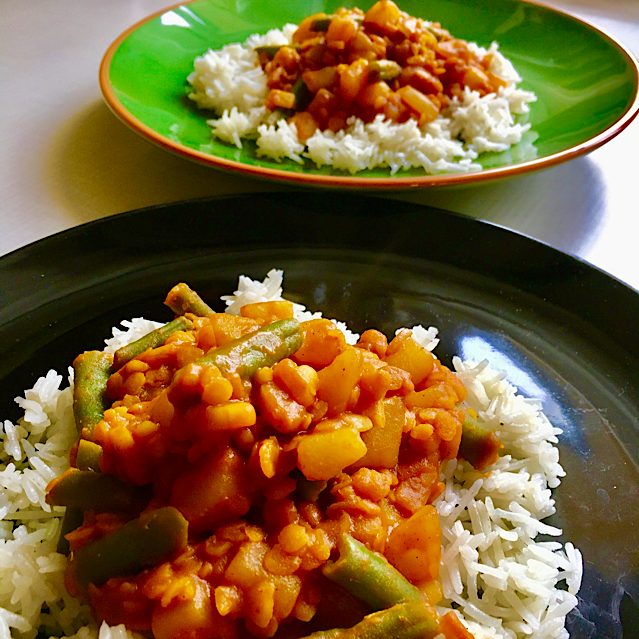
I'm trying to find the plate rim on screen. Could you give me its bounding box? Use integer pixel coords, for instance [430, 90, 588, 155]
[2, 191, 638, 307]
[1, 194, 638, 634]
[99, 0, 639, 189]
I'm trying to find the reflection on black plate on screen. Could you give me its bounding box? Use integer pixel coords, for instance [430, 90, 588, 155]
[1, 193, 638, 636]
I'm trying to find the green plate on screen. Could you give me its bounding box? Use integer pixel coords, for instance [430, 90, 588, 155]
[100, 0, 639, 189]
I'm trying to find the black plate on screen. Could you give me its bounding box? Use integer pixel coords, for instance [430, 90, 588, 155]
[1, 193, 638, 637]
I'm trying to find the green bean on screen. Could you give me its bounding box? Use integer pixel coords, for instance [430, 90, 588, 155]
[198, 318, 303, 380]
[310, 14, 363, 31]
[293, 468, 327, 502]
[56, 507, 84, 555]
[459, 415, 503, 471]
[369, 59, 402, 82]
[254, 44, 302, 58]
[72, 507, 188, 588]
[291, 77, 312, 111]
[73, 351, 113, 439]
[425, 25, 447, 42]
[298, 602, 441, 639]
[46, 468, 150, 513]
[164, 283, 214, 317]
[74, 439, 103, 472]
[322, 534, 422, 610]
[310, 16, 333, 31]
[112, 316, 194, 371]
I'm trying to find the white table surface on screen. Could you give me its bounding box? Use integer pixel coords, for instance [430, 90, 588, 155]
[1, 0, 638, 289]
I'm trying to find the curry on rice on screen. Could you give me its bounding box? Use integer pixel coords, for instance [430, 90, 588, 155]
[46, 283, 502, 639]
[258, 1, 508, 141]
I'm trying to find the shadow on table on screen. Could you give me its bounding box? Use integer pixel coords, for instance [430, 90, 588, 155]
[394, 157, 607, 258]
[44, 100, 281, 224]
[46, 99, 606, 261]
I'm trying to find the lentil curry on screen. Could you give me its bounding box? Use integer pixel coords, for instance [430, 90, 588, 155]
[47, 283, 502, 639]
[259, 0, 507, 141]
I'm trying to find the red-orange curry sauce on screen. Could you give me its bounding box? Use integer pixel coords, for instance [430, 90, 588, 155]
[259, 0, 507, 141]
[48, 290, 501, 639]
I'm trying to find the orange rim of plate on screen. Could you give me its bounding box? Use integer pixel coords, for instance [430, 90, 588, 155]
[99, 0, 639, 190]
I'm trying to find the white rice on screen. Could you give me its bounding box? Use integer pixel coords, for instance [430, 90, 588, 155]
[434, 359, 582, 639]
[0, 269, 580, 639]
[187, 27, 537, 174]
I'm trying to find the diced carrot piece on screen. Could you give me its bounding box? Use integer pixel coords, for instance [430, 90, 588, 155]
[385, 505, 441, 581]
[439, 610, 476, 639]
